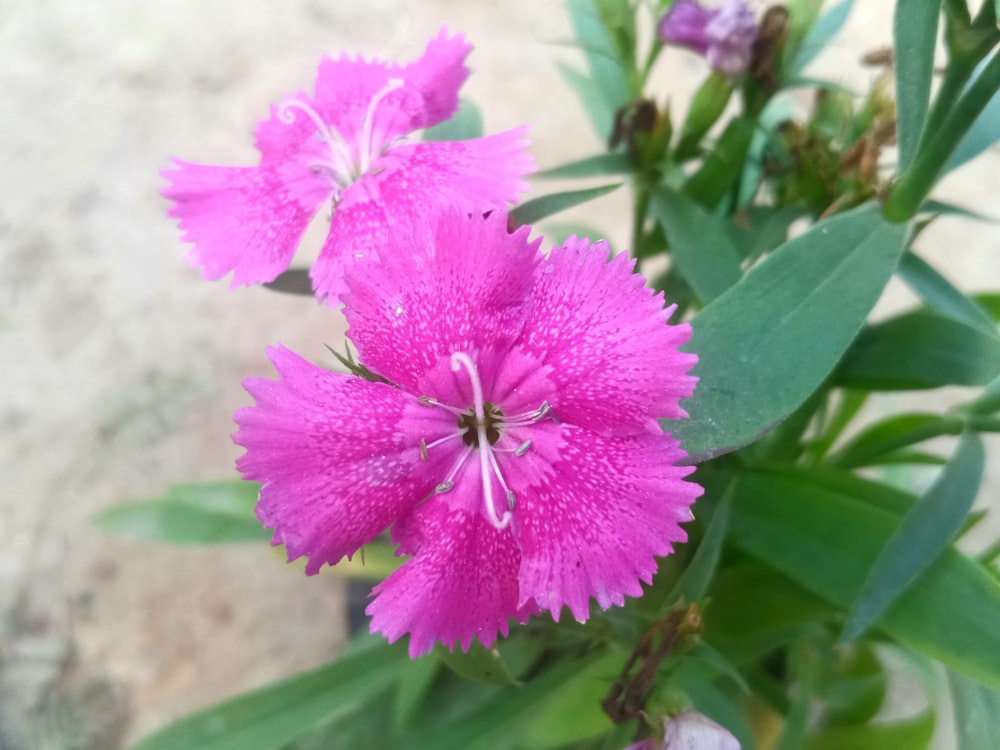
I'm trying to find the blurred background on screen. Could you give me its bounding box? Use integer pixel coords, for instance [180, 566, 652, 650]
[1, 0, 997, 746]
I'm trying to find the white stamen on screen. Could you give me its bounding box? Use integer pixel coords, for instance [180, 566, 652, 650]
[514, 440, 532, 456]
[277, 98, 356, 181]
[451, 352, 512, 530]
[360, 78, 405, 173]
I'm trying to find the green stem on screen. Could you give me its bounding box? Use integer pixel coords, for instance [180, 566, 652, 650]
[631, 184, 650, 262]
[921, 61, 976, 142]
[884, 50, 1000, 222]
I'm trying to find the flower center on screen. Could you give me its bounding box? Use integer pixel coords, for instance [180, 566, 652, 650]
[276, 77, 405, 203]
[418, 352, 556, 531]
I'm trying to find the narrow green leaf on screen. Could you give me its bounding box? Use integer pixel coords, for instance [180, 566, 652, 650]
[805, 710, 935, 750]
[541, 221, 608, 247]
[703, 565, 834, 665]
[135, 640, 408, 750]
[811, 390, 869, 461]
[924, 199, 997, 223]
[829, 413, 960, 469]
[406, 655, 602, 750]
[509, 183, 622, 226]
[688, 640, 751, 694]
[730, 469, 1000, 687]
[894, 0, 942, 170]
[950, 670, 1000, 748]
[683, 117, 755, 209]
[567, 0, 631, 138]
[650, 188, 743, 304]
[789, 0, 855, 74]
[519, 652, 621, 749]
[964, 374, 1000, 414]
[841, 431, 986, 642]
[535, 153, 632, 178]
[393, 654, 440, 730]
[669, 203, 909, 460]
[556, 61, 614, 139]
[440, 642, 520, 686]
[945, 53, 1000, 173]
[897, 252, 998, 336]
[668, 487, 733, 604]
[95, 481, 266, 544]
[836, 310, 1000, 390]
[422, 98, 483, 142]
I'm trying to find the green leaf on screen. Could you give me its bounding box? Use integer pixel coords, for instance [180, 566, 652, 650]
[924, 199, 998, 223]
[945, 53, 1000, 173]
[894, 0, 942, 170]
[94, 480, 267, 544]
[949, 670, 1000, 748]
[422, 98, 483, 142]
[789, 0, 855, 74]
[650, 188, 743, 304]
[811, 390, 869, 461]
[406, 654, 604, 750]
[729, 469, 1000, 687]
[392, 653, 440, 730]
[519, 652, 621, 749]
[964, 373, 1000, 415]
[135, 639, 408, 750]
[557, 62, 616, 141]
[841, 431, 986, 642]
[509, 183, 622, 226]
[541, 221, 608, 247]
[805, 710, 935, 750]
[535, 153, 632, 178]
[669, 203, 909, 460]
[836, 310, 1000, 390]
[676, 72, 733, 159]
[684, 117, 755, 210]
[567, 0, 632, 138]
[829, 413, 960, 469]
[440, 642, 520, 686]
[897, 252, 998, 337]
[667, 486, 732, 605]
[703, 565, 833, 665]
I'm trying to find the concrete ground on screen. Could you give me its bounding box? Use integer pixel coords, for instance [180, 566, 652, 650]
[1, 0, 996, 747]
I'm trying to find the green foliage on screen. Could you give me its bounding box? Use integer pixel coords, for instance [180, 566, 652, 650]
[94, 480, 267, 543]
[671, 204, 908, 460]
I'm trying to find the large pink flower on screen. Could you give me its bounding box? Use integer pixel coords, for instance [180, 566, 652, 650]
[234, 211, 701, 656]
[162, 29, 533, 304]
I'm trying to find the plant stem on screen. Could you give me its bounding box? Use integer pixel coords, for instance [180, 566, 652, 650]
[884, 50, 1000, 222]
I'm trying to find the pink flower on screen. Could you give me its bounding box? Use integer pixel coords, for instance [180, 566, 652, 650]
[624, 711, 741, 750]
[659, 0, 758, 77]
[234, 211, 700, 656]
[162, 30, 533, 304]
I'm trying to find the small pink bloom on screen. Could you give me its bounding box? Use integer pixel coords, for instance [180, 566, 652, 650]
[162, 30, 533, 304]
[234, 211, 700, 656]
[659, 0, 758, 77]
[623, 711, 741, 750]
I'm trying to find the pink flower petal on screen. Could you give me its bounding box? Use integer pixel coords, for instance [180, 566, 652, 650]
[519, 238, 698, 435]
[309, 28, 471, 148]
[234, 346, 453, 574]
[385, 128, 535, 217]
[309, 131, 534, 305]
[340, 209, 541, 389]
[507, 424, 701, 621]
[367, 472, 535, 657]
[161, 160, 325, 286]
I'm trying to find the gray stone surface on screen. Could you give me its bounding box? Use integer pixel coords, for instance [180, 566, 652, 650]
[1, 0, 996, 747]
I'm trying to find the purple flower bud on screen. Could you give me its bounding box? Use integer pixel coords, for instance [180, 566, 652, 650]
[659, 0, 758, 76]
